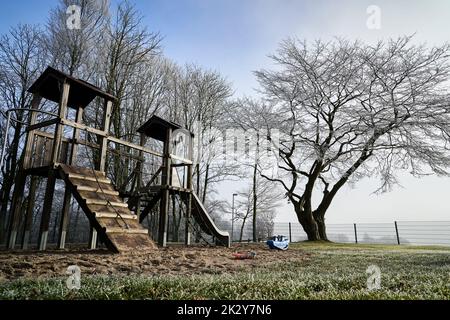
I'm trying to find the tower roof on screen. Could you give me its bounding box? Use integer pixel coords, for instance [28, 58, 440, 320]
[137, 115, 182, 141]
[28, 66, 117, 109]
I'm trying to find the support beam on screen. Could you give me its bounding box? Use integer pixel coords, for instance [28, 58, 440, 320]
[135, 134, 146, 220]
[7, 173, 27, 249]
[184, 194, 192, 246]
[158, 188, 169, 247]
[38, 80, 69, 251]
[58, 189, 72, 249]
[89, 226, 97, 249]
[51, 80, 70, 163]
[7, 95, 42, 249]
[25, 118, 59, 132]
[23, 95, 42, 169]
[98, 99, 112, 172]
[158, 128, 172, 247]
[38, 171, 57, 251]
[21, 176, 38, 249]
[58, 107, 83, 249]
[185, 139, 194, 246]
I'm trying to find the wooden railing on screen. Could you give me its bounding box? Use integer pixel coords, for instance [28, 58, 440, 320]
[28, 131, 69, 168]
[23, 115, 194, 194]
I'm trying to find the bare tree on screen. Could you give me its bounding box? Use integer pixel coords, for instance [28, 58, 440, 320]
[44, 0, 109, 77]
[227, 98, 280, 241]
[254, 36, 450, 241]
[95, 1, 161, 189]
[166, 64, 235, 204]
[0, 24, 47, 242]
[234, 178, 281, 242]
[0, 0, 236, 245]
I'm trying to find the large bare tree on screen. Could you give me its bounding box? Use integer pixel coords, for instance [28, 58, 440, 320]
[254, 36, 450, 241]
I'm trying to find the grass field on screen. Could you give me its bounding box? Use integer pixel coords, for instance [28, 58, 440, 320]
[1, 242, 449, 300]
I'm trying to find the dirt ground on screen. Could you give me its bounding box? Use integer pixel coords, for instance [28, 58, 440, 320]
[0, 244, 310, 281]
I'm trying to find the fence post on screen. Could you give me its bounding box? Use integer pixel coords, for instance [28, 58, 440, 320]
[353, 223, 358, 244]
[394, 221, 400, 245]
[288, 222, 292, 242]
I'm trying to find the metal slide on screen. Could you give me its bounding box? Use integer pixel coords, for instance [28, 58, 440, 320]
[190, 192, 230, 247]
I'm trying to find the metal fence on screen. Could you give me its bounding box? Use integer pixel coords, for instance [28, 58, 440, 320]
[221, 220, 450, 246]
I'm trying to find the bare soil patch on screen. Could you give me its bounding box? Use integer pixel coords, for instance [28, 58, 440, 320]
[0, 243, 310, 281]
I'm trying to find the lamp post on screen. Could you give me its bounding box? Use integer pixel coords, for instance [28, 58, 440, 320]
[231, 193, 238, 243]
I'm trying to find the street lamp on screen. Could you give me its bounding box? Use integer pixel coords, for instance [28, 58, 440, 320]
[231, 193, 238, 243]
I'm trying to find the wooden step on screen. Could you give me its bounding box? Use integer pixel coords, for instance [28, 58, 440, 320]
[61, 165, 106, 177]
[68, 173, 111, 184]
[89, 204, 132, 216]
[107, 233, 157, 251]
[95, 212, 137, 220]
[106, 227, 148, 234]
[79, 190, 121, 203]
[76, 185, 119, 196]
[97, 217, 141, 229]
[85, 199, 128, 207]
[67, 178, 117, 192]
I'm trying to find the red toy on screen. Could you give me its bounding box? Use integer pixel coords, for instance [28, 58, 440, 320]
[232, 251, 257, 260]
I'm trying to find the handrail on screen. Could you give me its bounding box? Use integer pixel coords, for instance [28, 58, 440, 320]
[107, 136, 163, 158]
[60, 119, 164, 158]
[1, 107, 170, 174]
[170, 154, 193, 164]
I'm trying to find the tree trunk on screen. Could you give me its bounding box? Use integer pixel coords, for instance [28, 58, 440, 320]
[239, 218, 247, 242]
[317, 219, 327, 240]
[202, 164, 209, 203]
[294, 204, 327, 241]
[314, 210, 328, 241]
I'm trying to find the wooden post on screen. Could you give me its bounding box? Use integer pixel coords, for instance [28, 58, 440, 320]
[91, 99, 111, 248]
[135, 133, 146, 220]
[23, 95, 42, 169]
[394, 221, 400, 245]
[184, 193, 192, 246]
[158, 128, 172, 247]
[38, 81, 70, 251]
[51, 80, 70, 163]
[7, 95, 42, 249]
[288, 222, 292, 242]
[37, 171, 57, 250]
[21, 176, 38, 249]
[98, 99, 112, 172]
[6, 173, 26, 249]
[354, 223, 358, 244]
[58, 189, 72, 249]
[185, 133, 194, 246]
[89, 225, 98, 250]
[58, 107, 83, 249]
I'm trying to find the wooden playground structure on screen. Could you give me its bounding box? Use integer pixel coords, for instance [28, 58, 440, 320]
[3, 67, 230, 253]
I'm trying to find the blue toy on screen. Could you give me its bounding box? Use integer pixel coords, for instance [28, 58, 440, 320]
[266, 235, 289, 250]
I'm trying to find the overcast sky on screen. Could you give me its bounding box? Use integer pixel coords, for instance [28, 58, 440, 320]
[1, 0, 450, 223]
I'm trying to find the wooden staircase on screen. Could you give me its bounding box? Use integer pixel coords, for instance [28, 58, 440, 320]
[58, 164, 156, 253]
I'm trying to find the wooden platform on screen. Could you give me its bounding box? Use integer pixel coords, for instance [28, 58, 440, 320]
[58, 164, 156, 253]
